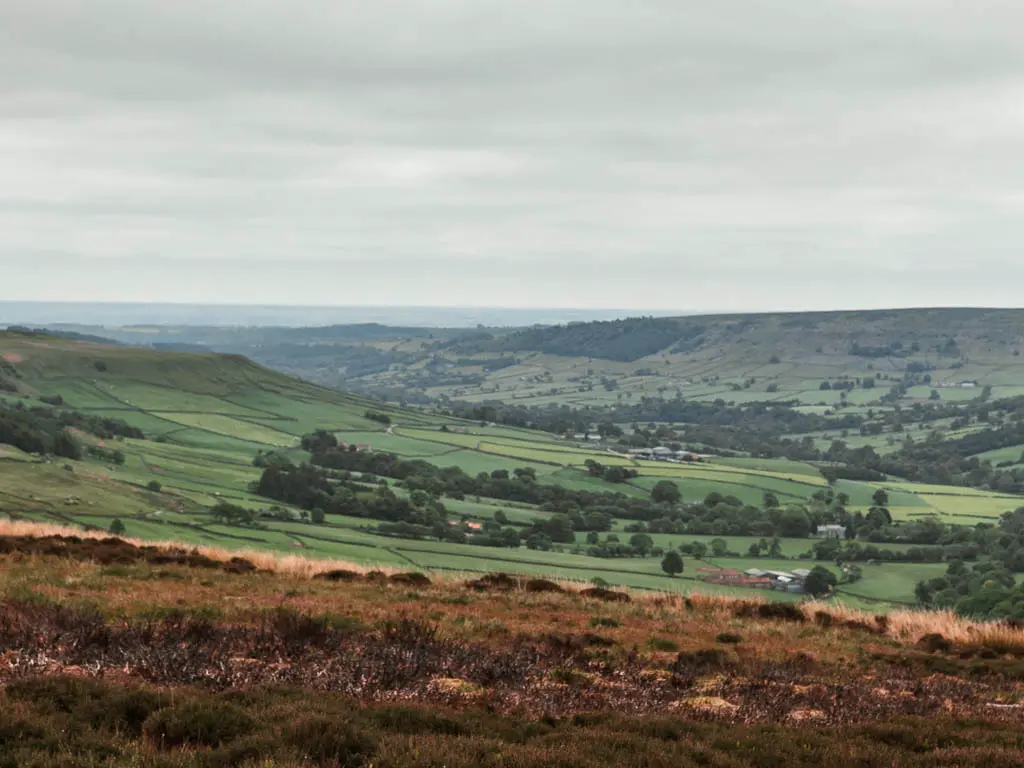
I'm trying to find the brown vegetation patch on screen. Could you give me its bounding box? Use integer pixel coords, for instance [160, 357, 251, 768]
[0, 535, 258, 576]
[580, 587, 630, 603]
[734, 601, 805, 623]
[919, 633, 954, 654]
[313, 568, 363, 582]
[465, 572, 521, 591]
[389, 572, 432, 587]
[525, 578, 564, 593]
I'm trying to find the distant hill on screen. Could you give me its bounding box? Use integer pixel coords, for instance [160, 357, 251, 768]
[4, 325, 121, 347]
[447, 308, 1024, 363]
[12, 308, 1024, 410]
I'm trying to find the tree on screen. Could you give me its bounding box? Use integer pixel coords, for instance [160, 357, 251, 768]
[778, 506, 812, 537]
[842, 564, 863, 584]
[311, 507, 325, 524]
[108, 518, 126, 536]
[763, 492, 780, 509]
[53, 429, 81, 460]
[710, 538, 728, 557]
[689, 541, 708, 559]
[651, 480, 681, 505]
[768, 537, 783, 558]
[661, 551, 684, 576]
[872, 488, 889, 508]
[803, 565, 838, 597]
[747, 543, 761, 557]
[604, 466, 627, 483]
[586, 531, 600, 545]
[146, 480, 162, 492]
[629, 533, 654, 556]
[494, 509, 509, 525]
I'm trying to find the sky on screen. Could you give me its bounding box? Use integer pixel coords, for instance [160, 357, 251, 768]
[3, 1, 1024, 313]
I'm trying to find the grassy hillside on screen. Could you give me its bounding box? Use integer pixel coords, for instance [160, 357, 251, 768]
[0, 528, 1022, 766]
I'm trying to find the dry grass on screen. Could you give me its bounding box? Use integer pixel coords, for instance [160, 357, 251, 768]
[2, 518, 1023, 651]
[0, 518, 403, 579]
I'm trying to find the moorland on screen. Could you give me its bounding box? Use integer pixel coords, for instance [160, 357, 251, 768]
[0, 522, 1021, 766]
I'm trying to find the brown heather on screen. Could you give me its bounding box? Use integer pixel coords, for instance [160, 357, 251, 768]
[1, 524, 1024, 765]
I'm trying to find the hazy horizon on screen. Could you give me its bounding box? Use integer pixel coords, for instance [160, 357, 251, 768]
[3, 299, 1023, 331]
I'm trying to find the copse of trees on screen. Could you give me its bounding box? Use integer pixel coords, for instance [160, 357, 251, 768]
[0, 403, 81, 459]
[913, 509, 1024, 619]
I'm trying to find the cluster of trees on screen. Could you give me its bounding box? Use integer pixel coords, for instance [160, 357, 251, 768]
[915, 560, 1023, 620]
[0, 360, 19, 394]
[86, 445, 125, 465]
[914, 509, 1024, 619]
[810, 538, 947, 564]
[0, 400, 142, 459]
[583, 459, 638, 484]
[0, 404, 81, 459]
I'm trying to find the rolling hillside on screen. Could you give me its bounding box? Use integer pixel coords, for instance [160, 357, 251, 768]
[43, 307, 1024, 407]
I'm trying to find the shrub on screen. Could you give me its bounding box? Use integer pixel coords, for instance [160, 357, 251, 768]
[716, 632, 743, 644]
[282, 715, 378, 765]
[646, 637, 680, 652]
[589, 617, 620, 628]
[918, 633, 953, 654]
[525, 578, 563, 593]
[734, 601, 805, 623]
[6, 677, 170, 738]
[370, 706, 466, 735]
[146, 480, 162, 492]
[143, 700, 256, 748]
[670, 648, 732, 674]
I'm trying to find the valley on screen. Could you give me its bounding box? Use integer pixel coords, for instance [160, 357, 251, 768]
[4, 322, 1024, 614]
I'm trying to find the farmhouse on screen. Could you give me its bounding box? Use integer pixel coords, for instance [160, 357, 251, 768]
[753, 569, 808, 594]
[703, 568, 771, 588]
[814, 524, 847, 539]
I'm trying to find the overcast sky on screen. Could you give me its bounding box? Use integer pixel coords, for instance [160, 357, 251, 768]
[3, 1, 1024, 312]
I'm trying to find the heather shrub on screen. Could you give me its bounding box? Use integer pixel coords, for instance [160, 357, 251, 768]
[646, 637, 680, 652]
[143, 700, 256, 748]
[282, 715, 378, 765]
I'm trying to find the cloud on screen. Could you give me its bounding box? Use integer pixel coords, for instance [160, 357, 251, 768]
[2, 0, 1024, 311]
